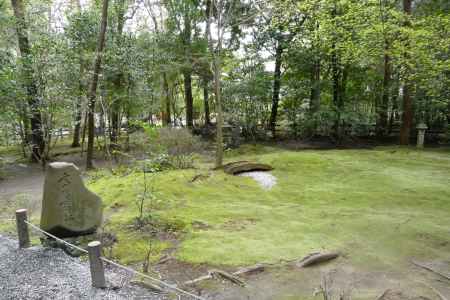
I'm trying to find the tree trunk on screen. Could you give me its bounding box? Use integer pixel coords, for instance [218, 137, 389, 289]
[11, 0, 45, 162]
[331, 43, 341, 140]
[72, 101, 82, 147]
[110, 0, 126, 146]
[71, 0, 82, 148]
[203, 81, 211, 125]
[399, 0, 413, 145]
[310, 57, 321, 113]
[310, 20, 321, 114]
[72, 62, 83, 147]
[183, 11, 194, 129]
[86, 0, 109, 169]
[208, 0, 223, 168]
[184, 70, 194, 128]
[213, 55, 223, 168]
[161, 73, 171, 126]
[377, 48, 391, 137]
[269, 38, 283, 138]
[376, 0, 391, 138]
[331, 2, 342, 141]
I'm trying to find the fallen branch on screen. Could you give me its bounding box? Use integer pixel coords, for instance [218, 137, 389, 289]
[210, 269, 246, 286]
[296, 252, 340, 268]
[185, 264, 265, 286]
[233, 263, 265, 276]
[411, 260, 450, 281]
[130, 279, 164, 293]
[184, 274, 213, 286]
[375, 289, 392, 300]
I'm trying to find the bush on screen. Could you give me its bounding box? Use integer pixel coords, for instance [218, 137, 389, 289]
[152, 127, 202, 169]
[143, 154, 172, 173]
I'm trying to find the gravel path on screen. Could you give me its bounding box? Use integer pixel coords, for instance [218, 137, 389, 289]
[238, 171, 277, 190]
[0, 235, 169, 300]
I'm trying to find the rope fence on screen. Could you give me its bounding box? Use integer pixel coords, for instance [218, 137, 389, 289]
[14, 209, 206, 300]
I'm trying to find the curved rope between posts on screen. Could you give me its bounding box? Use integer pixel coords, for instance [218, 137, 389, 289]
[23, 220, 206, 300]
[25, 221, 88, 254]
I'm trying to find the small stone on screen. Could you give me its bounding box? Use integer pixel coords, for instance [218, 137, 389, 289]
[40, 162, 103, 238]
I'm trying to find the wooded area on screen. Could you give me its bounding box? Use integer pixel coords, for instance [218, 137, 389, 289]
[0, 0, 448, 168]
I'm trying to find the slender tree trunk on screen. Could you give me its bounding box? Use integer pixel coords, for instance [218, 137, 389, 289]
[203, 0, 212, 127]
[110, 73, 122, 146]
[71, 0, 83, 148]
[310, 57, 321, 113]
[183, 12, 194, 129]
[331, 43, 341, 139]
[161, 73, 171, 126]
[86, 0, 109, 169]
[72, 102, 82, 147]
[331, 2, 342, 141]
[184, 70, 194, 128]
[213, 53, 223, 167]
[20, 105, 30, 143]
[376, 0, 391, 138]
[377, 47, 391, 137]
[208, 0, 223, 168]
[11, 0, 45, 162]
[269, 38, 283, 138]
[111, 0, 125, 146]
[72, 62, 83, 147]
[399, 0, 413, 145]
[203, 81, 211, 125]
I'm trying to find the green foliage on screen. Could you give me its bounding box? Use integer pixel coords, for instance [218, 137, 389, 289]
[153, 127, 202, 169]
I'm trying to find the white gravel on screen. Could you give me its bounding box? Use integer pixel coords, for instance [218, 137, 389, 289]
[238, 171, 277, 190]
[0, 235, 168, 300]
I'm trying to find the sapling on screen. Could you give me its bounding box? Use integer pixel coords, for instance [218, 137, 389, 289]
[135, 160, 156, 227]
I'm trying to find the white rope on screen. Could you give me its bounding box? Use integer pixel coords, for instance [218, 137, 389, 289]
[100, 256, 206, 300]
[24, 220, 88, 254]
[23, 220, 206, 300]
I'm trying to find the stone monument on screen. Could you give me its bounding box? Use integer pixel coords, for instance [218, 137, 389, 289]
[416, 123, 428, 148]
[40, 162, 102, 238]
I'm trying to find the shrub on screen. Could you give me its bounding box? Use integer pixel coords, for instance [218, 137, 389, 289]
[153, 127, 202, 169]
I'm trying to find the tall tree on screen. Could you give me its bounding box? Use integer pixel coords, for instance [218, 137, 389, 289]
[110, 0, 128, 146]
[399, 0, 413, 145]
[164, 0, 199, 129]
[207, 0, 224, 167]
[268, 36, 283, 138]
[86, 0, 110, 169]
[310, 20, 321, 114]
[182, 8, 194, 129]
[71, 0, 83, 148]
[11, 0, 45, 162]
[375, 0, 392, 137]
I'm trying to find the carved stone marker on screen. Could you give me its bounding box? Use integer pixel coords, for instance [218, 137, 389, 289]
[40, 162, 102, 238]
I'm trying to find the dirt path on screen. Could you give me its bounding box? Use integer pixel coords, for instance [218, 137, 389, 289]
[0, 154, 113, 222]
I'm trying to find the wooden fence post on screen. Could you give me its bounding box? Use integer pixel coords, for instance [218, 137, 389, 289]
[15, 209, 30, 249]
[88, 241, 106, 288]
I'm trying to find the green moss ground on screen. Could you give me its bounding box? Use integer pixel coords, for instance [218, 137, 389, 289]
[87, 146, 450, 270]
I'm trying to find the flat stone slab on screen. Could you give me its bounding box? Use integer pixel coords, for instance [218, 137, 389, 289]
[40, 162, 102, 238]
[222, 161, 273, 175]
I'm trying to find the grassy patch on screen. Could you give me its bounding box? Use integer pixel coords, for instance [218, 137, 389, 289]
[88, 146, 450, 269]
